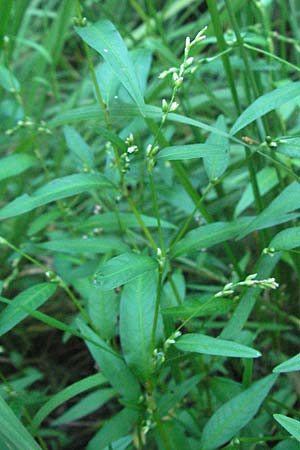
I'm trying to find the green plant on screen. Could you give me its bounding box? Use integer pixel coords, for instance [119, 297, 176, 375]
[1, 1, 300, 449]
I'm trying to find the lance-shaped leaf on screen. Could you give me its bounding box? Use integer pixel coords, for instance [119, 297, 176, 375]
[274, 415, 300, 442]
[0, 173, 111, 220]
[0, 283, 57, 336]
[0, 396, 42, 450]
[200, 374, 278, 449]
[157, 143, 225, 160]
[231, 82, 300, 135]
[87, 408, 137, 450]
[171, 218, 251, 257]
[237, 182, 300, 239]
[37, 237, 128, 254]
[33, 373, 107, 428]
[268, 227, 300, 252]
[76, 20, 145, 113]
[204, 115, 229, 180]
[77, 320, 141, 401]
[175, 333, 261, 358]
[64, 126, 95, 169]
[52, 388, 116, 426]
[0, 154, 36, 182]
[235, 167, 278, 217]
[273, 354, 300, 373]
[120, 270, 162, 382]
[94, 252, 158, 290]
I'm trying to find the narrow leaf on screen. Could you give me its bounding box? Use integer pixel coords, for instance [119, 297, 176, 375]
[37, 237, 128, 254]
[157, 143, 225, 161]
[0, 396, 42, 450]
[273, 354, 300, 373]
[87, 408, 137, 450]
[64, 126, 95, 168]
[231, 82, 300, 135]
[0, 154, 36, 182]
[76, 20, 145, 112]
[120, 270, 162, 382]
[94, 252, 158, 290]
[0, 173, 112, 220]
[33, 373, 107, 428]
[237, 182, 300, 239]
[200, 374, 278, 449]
[274, 414, 300, 442]
[204, 115, 229, 180]
[77, 320, 141, 401]
[78, 212, 176, 232]
[235, 167, 278, 217]
[175, 333, 261, 358]
[52, 388, 116, 426]
[268, 227, 300, 252]
[0, 283, 56, 337]
[0, 65, 20, 92]
[171, 218, 251, 257]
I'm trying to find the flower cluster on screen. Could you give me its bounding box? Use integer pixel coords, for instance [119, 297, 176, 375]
[215, 273, 279, 298]
[5, 118, 51, 136]
[121, 133, 139, 173]
[158, 26, 207, 122]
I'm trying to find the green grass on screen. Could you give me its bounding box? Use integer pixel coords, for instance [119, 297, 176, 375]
[1, 1, 300, 449]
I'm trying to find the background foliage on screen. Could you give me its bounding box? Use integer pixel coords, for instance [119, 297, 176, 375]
[1, 1, 300, 449]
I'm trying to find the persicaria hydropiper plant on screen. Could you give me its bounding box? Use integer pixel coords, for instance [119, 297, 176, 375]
[0, 1, 300, 449]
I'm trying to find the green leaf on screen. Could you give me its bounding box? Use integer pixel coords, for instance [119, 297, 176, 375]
[78, 212, 176, 232]
[0, 369, 43, 400]
[0, 154, 36, 182]
[88, 286, 119, 340]
[33, 373, 107, 428]
[37, 237, 128, 254]
[120, 270, 162, 382]
[175, 333, 261, 358]
[231, 82, 300, 135]
[237, 182, 300, 239]
[157, 375, 201, 416]
[277, 137, 300, 158]
[27, 209, 61, 236]
[77, 320, 141, 401]
[204, 115, 229, 180]
[52, 388, 116, 426]
[87, 408, 137, 450]
[94, 252, 158, 290]
[0, 395, 42, 450]
[76, 20, 145, 113]
[274, 414, 300, 442]
[200, 374, 278, 449]
[0, 283, 56, 337]
[162, 296, 232, 319]
[64, 126, 95, 169]
[157, 143, 225, 160]
[0, 65, 20, 92]
[234, 167, 278, 217]
[171, 218, 251, 257]
[268, 227, 300, 252]
[0, 173, 112, 220]
[273, 439, 300, 450]
[273, 354, 300, 373]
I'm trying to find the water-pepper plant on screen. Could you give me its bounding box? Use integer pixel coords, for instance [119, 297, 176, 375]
[1, 1, 300, 449]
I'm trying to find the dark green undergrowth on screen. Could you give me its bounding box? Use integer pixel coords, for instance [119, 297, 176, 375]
[1, 1, 300, 449]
